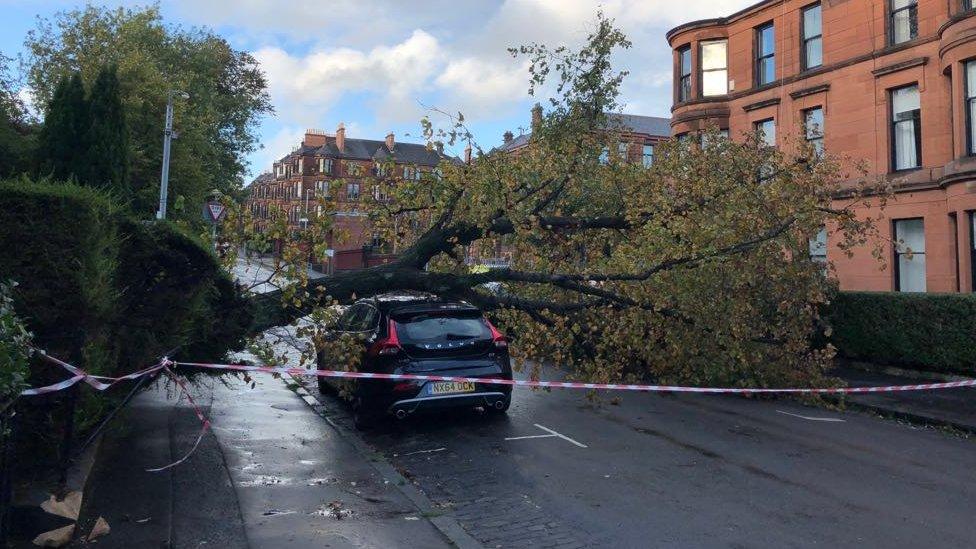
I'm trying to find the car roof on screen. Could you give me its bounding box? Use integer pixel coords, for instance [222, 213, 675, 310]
[359, 292, 481, 315]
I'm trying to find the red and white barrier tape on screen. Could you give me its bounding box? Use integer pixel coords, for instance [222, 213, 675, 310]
[13, 352, 975, 472]
[173, 361, 976, 394]
[145, 365, 212, 473]
[19, 352, 165, 396]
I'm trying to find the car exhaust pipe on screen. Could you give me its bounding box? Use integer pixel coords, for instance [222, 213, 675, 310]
[394, 409, 408, 420]
[494, 400, 505, 410]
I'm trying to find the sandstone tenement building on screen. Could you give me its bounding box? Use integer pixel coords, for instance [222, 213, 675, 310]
[669, 0, 976, 292]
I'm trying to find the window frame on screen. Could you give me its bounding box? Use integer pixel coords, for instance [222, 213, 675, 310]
[809, 226, 828, 266]
[642, 144, 654, 168]
[889, 83, 922, 172]
[971, 211, 976, 291]
[346, 182, 360, 200]
[803, 106, 825, 156]
[699, 39, 729, 97]
[966, 60, 976, 156]
[677, 45, 692, 102]
[754, 118, 776, 148]
[888, 0, 918, 46]
[800, 3, 823, 71]
[756, 22, 776, 86]
[893, 217, 927, 292]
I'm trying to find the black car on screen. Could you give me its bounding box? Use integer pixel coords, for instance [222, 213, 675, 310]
[316, 293, 513, 429]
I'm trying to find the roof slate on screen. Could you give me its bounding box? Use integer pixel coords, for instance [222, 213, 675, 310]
[494, 112, 671, 153]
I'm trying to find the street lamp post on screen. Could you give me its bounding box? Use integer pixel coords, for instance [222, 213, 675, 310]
[156, 90, 189, 220]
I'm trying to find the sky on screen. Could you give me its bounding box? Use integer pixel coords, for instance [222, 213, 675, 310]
[0, 0, 754, 180]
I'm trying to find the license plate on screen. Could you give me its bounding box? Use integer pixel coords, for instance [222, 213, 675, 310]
[429, 381, 476, 395]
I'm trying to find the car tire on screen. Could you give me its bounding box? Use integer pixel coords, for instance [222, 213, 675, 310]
[353, 397, 380, 431]
[317, 375, 332, 395]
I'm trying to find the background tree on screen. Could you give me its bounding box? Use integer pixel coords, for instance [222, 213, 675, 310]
[86, 64, 129, 196]
[236, 14, 889, 388]
[36, 72, 90, 182]
[0, 53, 35, 177]
[24, 5, 272, 222]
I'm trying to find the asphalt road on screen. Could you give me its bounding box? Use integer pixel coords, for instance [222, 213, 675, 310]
[302, 375, 976, 548]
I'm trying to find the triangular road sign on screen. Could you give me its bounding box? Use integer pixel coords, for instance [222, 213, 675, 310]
[207, 202, 226, 222]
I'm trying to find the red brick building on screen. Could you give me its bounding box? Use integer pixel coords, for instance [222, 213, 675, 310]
[668, 0, 976, 292]
[246, 125, 454, 271]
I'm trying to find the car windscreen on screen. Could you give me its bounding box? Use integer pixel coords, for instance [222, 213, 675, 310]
[393, 312, 491, 348]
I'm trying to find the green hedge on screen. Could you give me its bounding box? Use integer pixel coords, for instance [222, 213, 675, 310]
[0, 178, 251, 470]
[826, 291, 976, 375]
[0, 178, 251, 379]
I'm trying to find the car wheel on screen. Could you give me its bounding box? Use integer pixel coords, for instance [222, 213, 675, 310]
[317, 375, 332, 395]
[353, 397, 380, 431]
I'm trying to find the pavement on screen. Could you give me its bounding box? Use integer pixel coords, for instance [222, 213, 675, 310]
[73, 375, 455, 548]
[831, 365, 976, 433]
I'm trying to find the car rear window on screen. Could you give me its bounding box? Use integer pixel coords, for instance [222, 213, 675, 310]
[393, 312, 491, 348]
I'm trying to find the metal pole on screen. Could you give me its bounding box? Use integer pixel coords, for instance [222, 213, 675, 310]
[156, 93, 175, 220]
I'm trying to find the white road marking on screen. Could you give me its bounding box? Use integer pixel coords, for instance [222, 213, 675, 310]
[504, 434, 558, 441]
[400, 447, 447, 456]
[776, 410, 846, 422]
[533, 424, 588, 448]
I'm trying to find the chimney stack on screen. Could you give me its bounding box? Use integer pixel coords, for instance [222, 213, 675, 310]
[464, 141, 472, 164]
[304, 128, 328, 148]
[385, 132, 395, 151]
[335, 122, 346, 151]
[435, 141, 444, 154]
[531, 103, 543, 135]
[503, 131, 513, 143]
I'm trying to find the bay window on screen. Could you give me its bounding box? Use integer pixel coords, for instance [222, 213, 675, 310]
[678, 46, 692, 102]
[700, 40, 728, 96]
[967, 61, 976, 155]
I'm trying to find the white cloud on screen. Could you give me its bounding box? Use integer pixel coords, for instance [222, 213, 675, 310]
[254, 29, 443, 126]
[250, 125, 305, 177]
[436, 58, 531, 112]
[180, 0, 758, 174]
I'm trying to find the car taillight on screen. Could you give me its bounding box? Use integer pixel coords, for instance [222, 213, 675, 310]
[393, 381, 418, 393]
[485, 319, 508, 350]
[369, 318, 402, 357]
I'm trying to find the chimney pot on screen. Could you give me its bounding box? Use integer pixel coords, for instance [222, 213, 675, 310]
[464, 142, 472, 164]
[336, 122, 346, 152]
[386, 132, 395, 151]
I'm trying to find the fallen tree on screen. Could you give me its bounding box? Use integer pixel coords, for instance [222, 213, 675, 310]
[236, 15, 888, 388]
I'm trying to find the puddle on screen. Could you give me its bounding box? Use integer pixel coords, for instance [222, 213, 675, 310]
[299, 460, 319, 465]
[239, 475, 291, 487]
[307, 477, 338, 486]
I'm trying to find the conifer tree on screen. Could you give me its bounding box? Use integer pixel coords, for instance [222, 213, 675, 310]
[37, 72, 89, 182]
[86, 64, 129, 195]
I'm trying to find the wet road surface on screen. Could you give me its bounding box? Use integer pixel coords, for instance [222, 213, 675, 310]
[298, 373, 976, 548]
